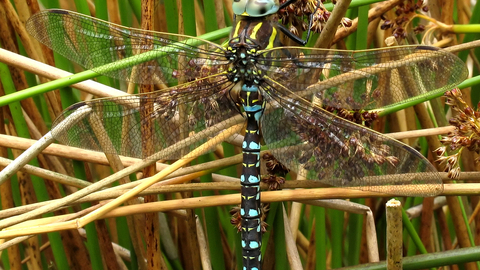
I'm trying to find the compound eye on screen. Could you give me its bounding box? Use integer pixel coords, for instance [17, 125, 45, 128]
[232, 0, 249, 15]
[233, 0, 279, 17]
[246, 0, 279, 16]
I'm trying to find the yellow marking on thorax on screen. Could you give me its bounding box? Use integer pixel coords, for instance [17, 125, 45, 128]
[250, 23, 263, 40]
[233, 21, 242, 38]
[266, 27, 277, 49]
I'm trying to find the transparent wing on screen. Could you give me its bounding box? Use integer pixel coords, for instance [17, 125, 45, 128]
[260, 78, 443, 196]
[52, 75, 243, 160]
[257, 45, 467, 110]
[26, 9, 229, 85]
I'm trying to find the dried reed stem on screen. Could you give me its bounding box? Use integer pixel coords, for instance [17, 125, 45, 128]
[386, 199, 402, 270]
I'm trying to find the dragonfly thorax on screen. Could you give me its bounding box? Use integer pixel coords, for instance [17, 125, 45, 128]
[226, 45, 262, 86]
[226, 15, 279, 87]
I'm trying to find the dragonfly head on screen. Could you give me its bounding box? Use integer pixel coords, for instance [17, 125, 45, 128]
[232, 0, 280, 17]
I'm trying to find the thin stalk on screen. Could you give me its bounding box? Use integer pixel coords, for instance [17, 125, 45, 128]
[1, 183, 480, 239]
[0, 56, 70, 270]
[323, 0, 396, 11]
[283, 205, 302, 269]
[76, 124, 242, 227]
[197, 153, 226, 270]
[402, 208, 428, 254]
[340, 246, 480, 270]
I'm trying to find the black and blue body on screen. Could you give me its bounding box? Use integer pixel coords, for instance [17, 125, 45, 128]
[229, 4, 284, 267]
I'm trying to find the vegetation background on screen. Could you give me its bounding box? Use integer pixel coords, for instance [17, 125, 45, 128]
[0, 0, 480, 269]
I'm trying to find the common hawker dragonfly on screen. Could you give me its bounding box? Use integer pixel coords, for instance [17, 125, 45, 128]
[21, 0, 468, 269]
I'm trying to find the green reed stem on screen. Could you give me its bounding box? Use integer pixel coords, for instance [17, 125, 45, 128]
[329, 208, 344, 268]
[315, 207, 327, 270]
[340, 246, 480, 269]
[0, 27, 232, 107]
[274, 204, 287, 269]
[401, 208, 428, 254]
[378, 75, 480, 117]
[323, 0, 389, 11]
[346, 199, 364, 266]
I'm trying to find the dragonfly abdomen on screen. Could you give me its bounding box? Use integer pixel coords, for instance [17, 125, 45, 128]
[239, 82, 265, 268]
[228, 11, 282, 270]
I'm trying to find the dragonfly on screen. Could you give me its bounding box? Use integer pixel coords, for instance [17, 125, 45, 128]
[25, 0, 467, 269]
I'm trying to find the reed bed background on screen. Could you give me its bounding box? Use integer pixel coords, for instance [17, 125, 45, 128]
[1, 0, 480, 269]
